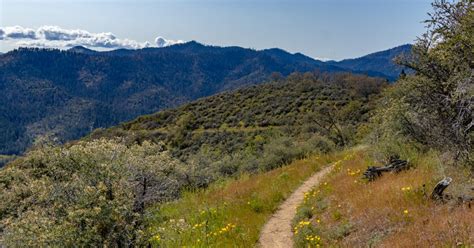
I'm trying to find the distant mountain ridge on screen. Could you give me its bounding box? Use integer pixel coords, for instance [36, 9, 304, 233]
[0, 41, 410, 156]
[327, 44, 412, 79]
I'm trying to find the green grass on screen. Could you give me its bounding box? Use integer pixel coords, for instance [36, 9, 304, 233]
[145, 151, 347, 247]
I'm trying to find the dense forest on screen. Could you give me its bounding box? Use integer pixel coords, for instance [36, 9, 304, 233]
[0, 43, 409, 157]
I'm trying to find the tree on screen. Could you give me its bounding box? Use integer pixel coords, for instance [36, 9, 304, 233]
[376, 0, 473, 164]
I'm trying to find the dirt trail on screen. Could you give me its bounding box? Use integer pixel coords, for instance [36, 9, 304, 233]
[258, 165, 333, 248]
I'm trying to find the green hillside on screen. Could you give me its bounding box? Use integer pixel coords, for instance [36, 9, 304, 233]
[89, 72, 386, 163]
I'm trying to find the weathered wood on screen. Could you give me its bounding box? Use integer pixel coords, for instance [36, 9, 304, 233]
[362, 166, 383, 181]
[386, 159, 409, 172]
[430, 177, 452, 200]
[362, 159, 409, 181]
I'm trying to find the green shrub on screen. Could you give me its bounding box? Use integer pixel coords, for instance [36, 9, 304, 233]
[0, 139, 185, 247]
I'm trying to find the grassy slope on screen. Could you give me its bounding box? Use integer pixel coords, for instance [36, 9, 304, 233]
[293, 149, 473, 247]
[145, 151, 348, 247]
[144, 146, 473, 247]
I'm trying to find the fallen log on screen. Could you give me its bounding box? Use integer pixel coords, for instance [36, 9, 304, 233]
[430, 177, 452, 200]
[362, 159, 409, 181]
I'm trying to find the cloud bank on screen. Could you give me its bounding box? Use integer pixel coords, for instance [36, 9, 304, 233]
[0, 26, 184, 49]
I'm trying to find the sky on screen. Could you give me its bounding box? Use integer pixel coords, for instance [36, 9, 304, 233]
[0, 0, 433, 60]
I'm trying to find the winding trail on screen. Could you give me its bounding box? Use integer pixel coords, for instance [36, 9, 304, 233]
[258, 165, 333, 248]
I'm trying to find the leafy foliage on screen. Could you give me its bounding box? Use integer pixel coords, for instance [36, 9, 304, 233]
[371, 0, 473, 165]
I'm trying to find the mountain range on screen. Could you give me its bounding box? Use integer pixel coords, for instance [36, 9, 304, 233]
[0, 41, 411, 156]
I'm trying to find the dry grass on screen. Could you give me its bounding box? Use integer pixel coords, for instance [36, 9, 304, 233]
[293, 148, 473, 247]
[146, 151, 345, 247]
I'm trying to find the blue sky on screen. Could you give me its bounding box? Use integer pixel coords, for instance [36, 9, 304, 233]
[0, 0, 432, 60]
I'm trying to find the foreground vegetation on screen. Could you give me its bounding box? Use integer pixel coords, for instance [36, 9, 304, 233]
[371, 0, 473, 165]
[145, 152, 345, 247]
[0, 139, 189, 246]
[293, 148, 473, 247]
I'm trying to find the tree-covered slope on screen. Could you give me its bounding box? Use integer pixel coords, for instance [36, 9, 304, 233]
[327, 44, 412, 80]
[0, 42, 404, 156]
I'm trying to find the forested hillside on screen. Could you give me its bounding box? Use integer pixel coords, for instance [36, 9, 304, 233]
[327, 44, 412, 79]
[0, 43, 404, 157]
[89, 72, 387, 163]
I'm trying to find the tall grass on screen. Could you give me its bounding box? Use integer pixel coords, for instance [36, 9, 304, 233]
[292, 148, 473, 247]
[145, 152, 345, 247]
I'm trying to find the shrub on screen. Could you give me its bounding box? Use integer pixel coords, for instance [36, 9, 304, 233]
[259, 136, 304, 171]
[0, 139, 185, 247]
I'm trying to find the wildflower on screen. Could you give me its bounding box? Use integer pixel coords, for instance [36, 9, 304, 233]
[401, 186, 412, 191]
[403, 209, 409, 215]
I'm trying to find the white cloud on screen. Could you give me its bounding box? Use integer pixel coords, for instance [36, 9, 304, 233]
[155, 36, 183, 47]
[0, 25, 184, 50]
[1, 26, 37, 39]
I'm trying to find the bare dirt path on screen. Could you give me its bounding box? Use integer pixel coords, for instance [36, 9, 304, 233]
[258, 165, 333, 248]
